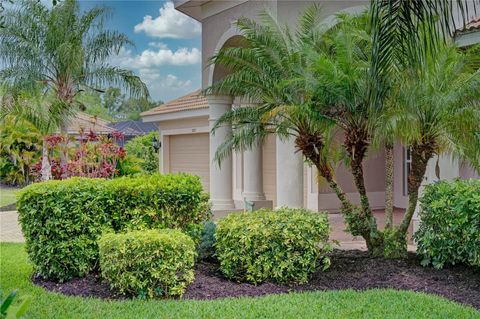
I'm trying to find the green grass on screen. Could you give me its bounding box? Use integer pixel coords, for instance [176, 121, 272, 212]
[1, 243, 478, 319]
[0, 187, 18, 207]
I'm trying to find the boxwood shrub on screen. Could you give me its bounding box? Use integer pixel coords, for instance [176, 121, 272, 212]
[17, 174, 209, 281]
[98, 229, 195, 299]
[414, 179, 480, 269]
[215, 207, 331, 284]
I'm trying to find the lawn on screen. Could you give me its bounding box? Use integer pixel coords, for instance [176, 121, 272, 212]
[1, 243, 478, 319]
[0, 186, 18, 207]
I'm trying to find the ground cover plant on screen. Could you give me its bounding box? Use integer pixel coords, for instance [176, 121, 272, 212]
[1, 243, 479, 319]
[17, 174, 210, 281]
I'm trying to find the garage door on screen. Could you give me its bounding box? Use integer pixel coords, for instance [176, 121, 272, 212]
[169, 133, 210, 191]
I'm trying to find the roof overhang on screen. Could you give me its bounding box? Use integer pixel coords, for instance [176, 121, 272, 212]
[174, 0, 210, 21]
[142, 107, 209, 123]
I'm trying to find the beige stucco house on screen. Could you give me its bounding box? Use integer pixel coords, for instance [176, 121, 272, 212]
[142, 1, 479, 224]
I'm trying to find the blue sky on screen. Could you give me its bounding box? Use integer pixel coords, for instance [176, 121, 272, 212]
[79, 0, 202, 103]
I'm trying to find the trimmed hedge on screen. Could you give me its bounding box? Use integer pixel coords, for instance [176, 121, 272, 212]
[415, 179, 480, 269]
[215, 208, 331, 284]
[98, 229, 195, 298]
[17, 174, 210, 281]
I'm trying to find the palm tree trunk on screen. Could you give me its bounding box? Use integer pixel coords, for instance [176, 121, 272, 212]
[41, 140, 52, 181]
[59, 121, 68, 178]
[399, 144, 432, 234]
[384, 142, 394, 229]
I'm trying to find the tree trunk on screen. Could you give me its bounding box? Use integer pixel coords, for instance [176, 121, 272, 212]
[294, 132, 379, 252]
[384, 143, 394, 229]
[382, 143, 434, 258]
[41, 140, 52, 181]
[59, 121, 68, 178]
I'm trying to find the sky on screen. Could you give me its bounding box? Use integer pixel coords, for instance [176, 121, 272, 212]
[78, 0, 202, 103]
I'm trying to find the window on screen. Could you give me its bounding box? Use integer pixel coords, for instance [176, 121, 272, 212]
[403, 147, 412, 196]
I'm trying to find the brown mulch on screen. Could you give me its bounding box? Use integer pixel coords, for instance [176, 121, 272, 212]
[33, 250, 480, 309]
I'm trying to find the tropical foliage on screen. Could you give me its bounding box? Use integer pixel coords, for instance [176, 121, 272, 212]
[205, 5, 480, 257]
[0, 117, 41, 185]
[124, 131, 160, 173]
[0, 0, 148, 170]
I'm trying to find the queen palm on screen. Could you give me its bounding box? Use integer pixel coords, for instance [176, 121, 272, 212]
[0, 0, 148, 166]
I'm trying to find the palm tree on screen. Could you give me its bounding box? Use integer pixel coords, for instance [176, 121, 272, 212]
[0, 0, 148, 167]
[205, 7, 390, 250]
[384, 42, 480, 256]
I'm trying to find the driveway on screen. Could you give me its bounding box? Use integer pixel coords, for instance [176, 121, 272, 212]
[0, 211, 24, 242]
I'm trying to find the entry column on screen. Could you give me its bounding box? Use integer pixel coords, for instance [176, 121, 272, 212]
[207, 95, 235, 211]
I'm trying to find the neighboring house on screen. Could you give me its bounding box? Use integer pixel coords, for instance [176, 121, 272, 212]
[65, 112, 115, 136]
[109, 120, 157, 146]
[142, 1, 479, 218]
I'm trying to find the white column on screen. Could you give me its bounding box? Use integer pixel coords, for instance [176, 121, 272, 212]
[207, 95, 235, 211]
[243, 143, 265, 200]
[276, 135, 304, 208]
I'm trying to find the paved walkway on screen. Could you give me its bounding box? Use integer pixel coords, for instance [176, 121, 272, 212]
[0, 211, 24, 242]
[1, 209, 415, 251]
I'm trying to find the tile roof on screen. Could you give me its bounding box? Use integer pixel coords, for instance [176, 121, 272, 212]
[65, 112, 114, 135]
[109, 120, 157, 136]
[457, 17, 480, 33]
[141, 90, 208, 117]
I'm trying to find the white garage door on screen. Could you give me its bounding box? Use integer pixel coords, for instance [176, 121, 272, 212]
[169, 133, 210, 191]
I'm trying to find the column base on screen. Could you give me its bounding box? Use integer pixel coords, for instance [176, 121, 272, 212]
[211, 199, 235, 211]
[245, 199, 273, 210]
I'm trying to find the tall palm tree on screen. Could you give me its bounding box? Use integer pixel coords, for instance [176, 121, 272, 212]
[0, 0, 148, 167]
[385, 42, 480, 255]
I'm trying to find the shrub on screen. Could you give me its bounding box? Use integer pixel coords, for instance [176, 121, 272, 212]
[124, 132, 159, 173]
[196, 220, 216, 261]
[215, 208, 331, 284]
[98, 229, 195, 299]
[414, 179, 480, 269]
[17, 174, 210, 281]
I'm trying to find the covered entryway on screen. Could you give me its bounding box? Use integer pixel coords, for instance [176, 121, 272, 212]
[169, 133, 210, 191]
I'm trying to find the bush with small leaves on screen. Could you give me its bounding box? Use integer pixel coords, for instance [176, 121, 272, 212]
[215, 207, 332, 284]
[415, 179, 480, 269]
[17, 173, 210, 281]
[98, 229, 195, 299]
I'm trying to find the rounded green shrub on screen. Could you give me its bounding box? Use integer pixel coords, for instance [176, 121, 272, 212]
[215, 207, 332, 284]
[17, 174, 210, 281]
[98, 229, 195, 298]
[415, 179, 480, 269]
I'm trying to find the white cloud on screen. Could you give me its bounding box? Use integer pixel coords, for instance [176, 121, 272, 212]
[112, 46, 201, 69]
[160, 74, 192, 89]
[148, 42, 169, 49]
[134, 2, 201, 39]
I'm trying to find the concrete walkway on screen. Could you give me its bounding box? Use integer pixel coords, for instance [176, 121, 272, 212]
[0, 211, 24, 242]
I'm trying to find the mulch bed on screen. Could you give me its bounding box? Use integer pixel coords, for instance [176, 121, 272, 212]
[33, 250, 480, 309]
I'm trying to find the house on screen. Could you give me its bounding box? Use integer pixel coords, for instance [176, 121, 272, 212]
[142, 1, 479, 229]
[65, 112, 115, 136]
[108, 120, 157, 146]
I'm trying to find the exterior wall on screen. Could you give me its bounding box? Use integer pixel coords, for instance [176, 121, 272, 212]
[393, 140, 408, 209]
[460, 163, 480, 179]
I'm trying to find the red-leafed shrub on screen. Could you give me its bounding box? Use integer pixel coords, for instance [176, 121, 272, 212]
[31, 129, 140, 180]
